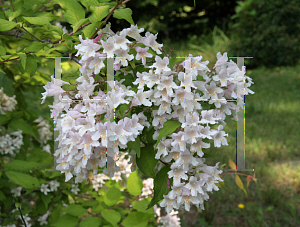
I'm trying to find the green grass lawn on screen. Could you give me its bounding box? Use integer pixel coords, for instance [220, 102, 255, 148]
[160, 35, 300, 226]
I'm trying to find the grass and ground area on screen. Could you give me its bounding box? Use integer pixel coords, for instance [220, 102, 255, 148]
[159, 32, 300, 226]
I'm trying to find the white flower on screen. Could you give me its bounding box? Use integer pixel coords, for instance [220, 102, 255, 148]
[168, 163, 188, 186]
[134, 46, 153, 65]
[150, 56, 171, 75]
[75, 35, 101, 61]
[124, 24, 144, 41]
[71, 184, 80, 195]
[212, 125, 228, 147]
[114, 48, 134, 67]
[112, 30, 131, 50]
[160, 194, 179, 214]
[37, 211, 50, 225]
[141, 32, 163, 54]
[88, 52, 106, 75]
[40, 184, 50, 195]
[100, 37, 115, 58]
[11, 187, 22, 197]
[49, 180, 60, 192]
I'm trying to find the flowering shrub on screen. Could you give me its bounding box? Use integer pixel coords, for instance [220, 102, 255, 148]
[41, 20, 254, 215]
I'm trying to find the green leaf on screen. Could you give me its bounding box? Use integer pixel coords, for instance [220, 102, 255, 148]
[101, 209, 121, 227]
[113, 8, 134, 25]
[45, 45, 69, 55]
[79, 217, 102, 227]
[8, 118, 36, 139]
[127, 169, 143, 196]
[146, 166, 171, 210]
[0, 46, 6, 56]
[235, 175, 247, 197]
[23, 16, 51, 25]
[49, 203, 63, 224]
[89, 6, 110, 23]
[82, 21, 102, 39]
[82, 200, 100, 208]
[0, 190, 6, 201]
[136, 145, 158, 178]
[131, 199, 154, 214]
[0, 114, 11, 125]
[25, 41, 48, 52]
[121, 211, 152, 227]
[103, 186, 121, 207]
[0, 19, 18, 31]
[53, 214, 79, 227]
[41, 193, 52, 210]
[26, 148, 53, 165]
[72, 18, 89, 33]
[155, 120, 181, 150]
[5, 171, 40, 189]
[25, 54, 37, 77]
[146, 126, 155, 144]
[4, 160, 43, 172]
[47, 0, 85, 25]
[64, 204, 87, 216]
[5, 9, 22, 22]
[17, 53, 27, 70]
[127, 136, 140, 158]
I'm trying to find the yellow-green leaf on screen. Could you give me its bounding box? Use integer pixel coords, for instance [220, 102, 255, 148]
[0, 19, 18, 31]
[228, 156, 237, 170]
[23, 17, 51, 25]
[235, 175, 247, 197]
[5, 9, 22, 22]
[89, 6, 110, 23]
[113, 8, 134, 25]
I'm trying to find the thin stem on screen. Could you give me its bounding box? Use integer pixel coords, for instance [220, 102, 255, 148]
[89, 0, 131, 40]
[20, 24, 46, 43]
[9, 0, 18, 23]
[159, 159, 171, 166]
[52, 23, 91, 44]
[26, 0, 52, 26]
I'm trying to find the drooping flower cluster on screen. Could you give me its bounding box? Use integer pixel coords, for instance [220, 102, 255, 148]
[40, 180, 60, 195]
[154, 204, 181, 227]
[0, 87, 17, 114]
[0, 129, 23, 156]
[41, 22, 254, 213]
[33, 116, 53, 145]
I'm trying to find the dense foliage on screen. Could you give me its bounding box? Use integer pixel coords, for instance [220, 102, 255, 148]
[228, 0, 300, 69]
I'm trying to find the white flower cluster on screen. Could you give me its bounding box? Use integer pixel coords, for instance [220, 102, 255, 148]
[33, 116, 52, 145]
[154, 205, 181, 227]
[40, 180, 60, 195]
[141, 178, 154, 198]
[90, 152, 132, 191]
[0, 130, 23, 156]
[0, 87, 17, 114]
[41, 23, 254, 213]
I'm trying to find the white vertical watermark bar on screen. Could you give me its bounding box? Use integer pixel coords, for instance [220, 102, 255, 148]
[45, 57, 69, 171]
[228, 56, 253, 172]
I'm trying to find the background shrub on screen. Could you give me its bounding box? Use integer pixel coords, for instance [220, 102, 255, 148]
[228, 0, 300, 69]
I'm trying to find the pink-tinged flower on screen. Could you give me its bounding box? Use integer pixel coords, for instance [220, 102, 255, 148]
[190, 138, 210, 157]
[168, 162, 188, 186]
[88, 52, 106, 75]
[124, 24, 144, 41]
[156, 75, 178, 97]
[41, 75, 69, 104]
[114, 48, 134, 67]
[75, 35, 101, 61]
[214, 52, 228, 72]
[177, 188, 200, 212]
[185, 176, 205, 196]
[134, 46, 153, 65]
[141, 32, 163, 54]
[150, 56, 171, 75]
[212, 125, 228, 147]
[167, 177, 171, 188]
[113, 30, 131, 51]
[100, 37, 115, 58]
[160, 193, 179, 214]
